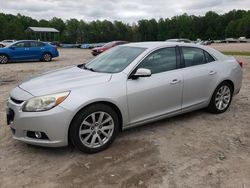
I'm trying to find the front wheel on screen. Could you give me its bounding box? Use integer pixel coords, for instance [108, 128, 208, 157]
[208, 82, 233, 114]
[69, 104, 119, 153]
[42, 53, 52, 62]
[0, 54, 8, 64]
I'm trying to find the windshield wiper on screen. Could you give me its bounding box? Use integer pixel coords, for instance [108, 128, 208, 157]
[81, 64, 96, 72]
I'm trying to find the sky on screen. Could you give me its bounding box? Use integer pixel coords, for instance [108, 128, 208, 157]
[1, 0, 250, 23]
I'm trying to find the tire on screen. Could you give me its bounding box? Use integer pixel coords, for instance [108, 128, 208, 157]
[69, 104, 119, 153]
[42, 53, 52, 62]
[0, 54, 9, 64]
[207, 82, 233, 114]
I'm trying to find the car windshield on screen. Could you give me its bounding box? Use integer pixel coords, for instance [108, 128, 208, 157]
[103, 42, 114, 48]
[84, 46, 146, 73]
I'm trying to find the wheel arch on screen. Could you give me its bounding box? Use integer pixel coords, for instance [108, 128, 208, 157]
[67, 101, 123, 145]
[221, 79, 234, 93]
[43, 51, 52, 55]
[0, 53, 10, 59]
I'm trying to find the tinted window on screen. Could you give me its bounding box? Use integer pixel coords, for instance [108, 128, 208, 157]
[14, 42, 28, 48]
[204, 51, 215, 62]
[30, 41, 45, 47]
[137, 47, 177, 74]
[182, 47, 206, 67]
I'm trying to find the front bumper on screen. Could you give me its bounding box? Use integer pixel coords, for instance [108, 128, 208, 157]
[6, 94, 72, 147]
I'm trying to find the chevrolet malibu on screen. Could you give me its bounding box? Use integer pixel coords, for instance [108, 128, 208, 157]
[6, 42, 243, 153]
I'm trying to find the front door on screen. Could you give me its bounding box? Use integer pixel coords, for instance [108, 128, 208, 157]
[127, 47, 183, 124]
[9, 41, 31, 61]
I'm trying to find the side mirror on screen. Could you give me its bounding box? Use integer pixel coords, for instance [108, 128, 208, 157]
[9, 46, 15, 50]
[131, 68, 151, 79]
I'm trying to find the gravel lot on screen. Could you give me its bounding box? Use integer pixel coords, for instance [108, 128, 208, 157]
[0, 44, 250, 188]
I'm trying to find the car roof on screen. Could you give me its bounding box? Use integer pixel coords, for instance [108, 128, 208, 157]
[123, 41, 197, 49]
[123, 41, 226, 60]
[15, 40, 44, 42]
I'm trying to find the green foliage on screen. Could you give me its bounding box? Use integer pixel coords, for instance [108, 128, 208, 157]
[0, 9, 250, 43]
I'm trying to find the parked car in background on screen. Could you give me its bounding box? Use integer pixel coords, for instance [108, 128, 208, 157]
[166, 39, 192, 43]
[226, 38, 238, 43]
[91, 41, 128, 56]
[197, 40, 212, 45]
[0, 40, 59, 64]
[0, 40, 16, 48]
[6, 42, 242, 153]
[238, 37, 248, 43]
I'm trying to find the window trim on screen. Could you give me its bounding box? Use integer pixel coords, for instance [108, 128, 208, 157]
[128, 46, 180, 79]
[179, 46, 216, 68]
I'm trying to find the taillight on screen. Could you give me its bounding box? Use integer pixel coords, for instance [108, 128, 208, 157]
[237, 59, 243, 68]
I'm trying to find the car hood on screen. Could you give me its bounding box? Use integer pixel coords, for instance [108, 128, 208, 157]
[19, 66, 112, 96]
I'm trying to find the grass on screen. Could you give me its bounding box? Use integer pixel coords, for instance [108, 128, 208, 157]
[222, 51, 250, 56]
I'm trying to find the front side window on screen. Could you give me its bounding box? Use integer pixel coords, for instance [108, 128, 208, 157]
[14, 42, 26, 48]
[204, 51, 215, 62]
[137, 47, 177, 74]
[85, 46, 146, 73]
[182, 47, 207, 67]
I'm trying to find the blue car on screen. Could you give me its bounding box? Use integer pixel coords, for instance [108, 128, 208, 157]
[0, 40, 59, 64]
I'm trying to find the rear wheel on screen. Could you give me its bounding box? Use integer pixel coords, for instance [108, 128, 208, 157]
[69, 104, 119, 153]
[42, 53, 52, 62]
[208, 82, 233, 114]
[0, 54, 8, 64]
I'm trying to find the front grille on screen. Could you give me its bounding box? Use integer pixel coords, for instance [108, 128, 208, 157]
[10, 97, 24, 104]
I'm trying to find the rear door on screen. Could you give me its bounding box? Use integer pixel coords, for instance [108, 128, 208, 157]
[28, 41, 44, 59]
[127, 47, 183, 124]
[180, 46, 219, 109]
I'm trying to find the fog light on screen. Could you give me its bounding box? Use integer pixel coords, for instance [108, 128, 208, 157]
[35, 131, 42, 139]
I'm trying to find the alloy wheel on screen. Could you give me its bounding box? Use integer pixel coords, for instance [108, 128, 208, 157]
[215, 85, 231, 111]
[43, 54, 51, 62]
[0, 55, 8, 64]
[79, 111, 114, 148]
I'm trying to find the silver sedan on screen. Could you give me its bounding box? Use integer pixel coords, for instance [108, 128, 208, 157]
[6, 42, 243, 153]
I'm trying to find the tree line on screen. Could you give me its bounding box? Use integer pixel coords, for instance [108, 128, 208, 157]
[0, 9, 249, 43]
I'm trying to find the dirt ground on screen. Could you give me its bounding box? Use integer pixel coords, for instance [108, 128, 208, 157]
[0, 44, 250, 188]
[211, 43, 250, 52]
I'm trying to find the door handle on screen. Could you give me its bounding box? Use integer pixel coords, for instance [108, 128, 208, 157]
[209, 70, 216, 75]
[170, 79, 181, 85]
[24, 48, 29, 50]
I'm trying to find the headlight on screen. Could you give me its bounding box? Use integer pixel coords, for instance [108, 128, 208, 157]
[22, 91, 70, 112]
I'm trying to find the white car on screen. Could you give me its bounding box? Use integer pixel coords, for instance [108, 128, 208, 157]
[0, 40, 16, 48]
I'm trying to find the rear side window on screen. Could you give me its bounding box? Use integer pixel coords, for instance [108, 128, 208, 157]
[137, 47, 177, 74]
[182, 47, 215, 67]
[30, 41, 45, 47]
[182, 47, 206, 67]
